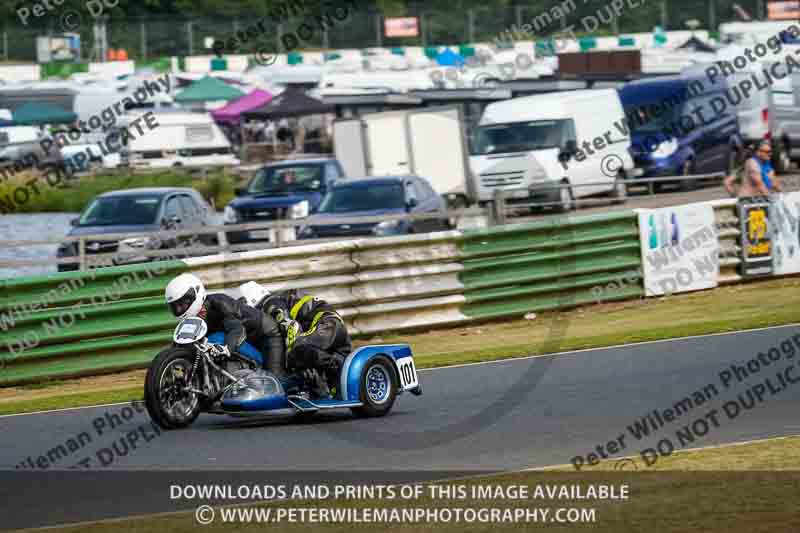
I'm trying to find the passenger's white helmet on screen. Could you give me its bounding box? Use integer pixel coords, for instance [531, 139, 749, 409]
[238, 281, 271, 307]
[165, 273, 206, 319]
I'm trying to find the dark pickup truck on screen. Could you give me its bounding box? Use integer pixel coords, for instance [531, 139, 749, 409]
[223, 157, 345, 243]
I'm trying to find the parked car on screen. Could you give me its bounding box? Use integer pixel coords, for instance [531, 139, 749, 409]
[57, 187, 217, 271]
[223, 157, 346, 243]
[618, 71, 743, 190]
[297, 175, 449, 239]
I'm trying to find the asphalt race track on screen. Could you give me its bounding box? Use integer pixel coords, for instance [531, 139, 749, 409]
[2, 325, 800, 529]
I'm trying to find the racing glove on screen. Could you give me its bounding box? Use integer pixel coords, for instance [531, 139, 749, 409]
[282, 319, 302, 352]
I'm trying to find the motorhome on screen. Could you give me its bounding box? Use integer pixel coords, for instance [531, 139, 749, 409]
[0, 125, 63, 171]
[117, 111, 239, 169]
[718, 21, 800, 46]
[468, 89, 633, 211]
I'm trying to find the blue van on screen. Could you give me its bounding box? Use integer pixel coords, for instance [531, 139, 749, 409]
[618, 73, 743, 190]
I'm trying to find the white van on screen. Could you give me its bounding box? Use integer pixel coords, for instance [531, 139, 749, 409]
[117, 111, 239, 169]
[468, 89, 634, 211]
[769, 72, 800, 173]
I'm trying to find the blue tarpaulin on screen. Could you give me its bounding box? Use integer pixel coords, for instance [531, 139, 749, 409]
[436, 48, 465, 67]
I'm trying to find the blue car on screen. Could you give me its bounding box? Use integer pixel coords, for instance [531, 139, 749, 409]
[297, 176, 450, 239]
[223, 157, 345, 243]
[619, 73, 743, 190]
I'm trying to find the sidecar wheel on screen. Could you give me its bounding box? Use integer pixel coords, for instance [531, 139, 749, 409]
[145, 346, 201, 430]
[351, 356, 398, 418]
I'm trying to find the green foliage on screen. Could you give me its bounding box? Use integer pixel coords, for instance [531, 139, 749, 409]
[0, 171, 238, 214]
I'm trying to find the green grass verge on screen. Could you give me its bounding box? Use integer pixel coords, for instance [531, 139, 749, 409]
[2, 276, 799, 416]
[43, 436, 800, 533]
[0, 170, 239, 213]
[0, 386, 142, 416]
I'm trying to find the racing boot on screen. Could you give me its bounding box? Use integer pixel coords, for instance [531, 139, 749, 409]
[303, 369, 331, 400]
[264, 352, 288, 381]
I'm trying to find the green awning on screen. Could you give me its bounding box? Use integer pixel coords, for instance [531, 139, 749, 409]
[12, 102, 77, 125]
[173, 75, 246, 103]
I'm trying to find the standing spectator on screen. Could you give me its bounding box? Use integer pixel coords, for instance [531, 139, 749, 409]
[725, 140, 784, 198]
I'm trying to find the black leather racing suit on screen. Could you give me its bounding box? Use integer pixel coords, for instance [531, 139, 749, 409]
[259, 290, 351, 380]
[200, 293, 285, 376]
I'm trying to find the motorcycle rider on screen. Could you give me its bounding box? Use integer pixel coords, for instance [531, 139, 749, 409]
[164, 273, 286, 379]
[259, 288, 352, 398]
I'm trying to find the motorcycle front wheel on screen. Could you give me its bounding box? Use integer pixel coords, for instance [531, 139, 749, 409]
[144, 346, 202, 429]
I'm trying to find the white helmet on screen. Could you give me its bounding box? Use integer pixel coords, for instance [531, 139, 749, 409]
[165, 273, 207, 319]
[238, 281, 271, 307]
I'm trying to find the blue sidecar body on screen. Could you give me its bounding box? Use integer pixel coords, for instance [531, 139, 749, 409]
[207, 332, 422, 416]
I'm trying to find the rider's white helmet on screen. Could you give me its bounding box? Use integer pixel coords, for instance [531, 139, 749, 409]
[165, 273, 206, 319]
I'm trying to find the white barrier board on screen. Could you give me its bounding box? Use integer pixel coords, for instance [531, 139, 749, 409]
[638, 203, 719, 296]
[770, 191, 800, 275]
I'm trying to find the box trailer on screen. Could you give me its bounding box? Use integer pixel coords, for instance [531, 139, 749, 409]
[333, 106, 474, 207]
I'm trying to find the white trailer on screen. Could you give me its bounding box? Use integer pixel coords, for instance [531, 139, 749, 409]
[332, 106, 475, 207]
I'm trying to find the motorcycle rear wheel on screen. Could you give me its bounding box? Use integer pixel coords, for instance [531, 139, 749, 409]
[145, 346, 202, 430]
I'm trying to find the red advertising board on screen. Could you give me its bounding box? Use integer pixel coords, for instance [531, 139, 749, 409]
[385, 17, 419, 37]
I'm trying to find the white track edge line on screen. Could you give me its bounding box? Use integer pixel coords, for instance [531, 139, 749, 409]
[2, 322, 797, 419]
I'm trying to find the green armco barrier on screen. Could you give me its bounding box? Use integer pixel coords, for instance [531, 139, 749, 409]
[0, 260, 187, 312]
[459, 211, 642, 320]
[0, 260, 187, 385]
[0, 211, 645, 385]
